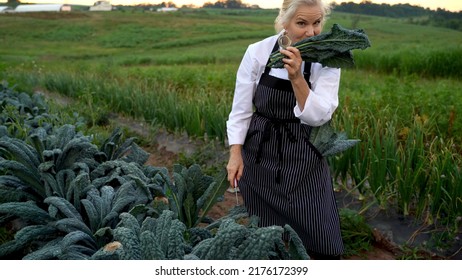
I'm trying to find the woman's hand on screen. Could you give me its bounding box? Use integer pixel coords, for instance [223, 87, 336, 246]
[281, 46, 310, 110]
[281, 46, 304, 81]
[226, 145, 244, 188]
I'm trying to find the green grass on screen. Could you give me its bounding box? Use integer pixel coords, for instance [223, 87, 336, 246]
[1, 9, 462, 246]
[332, 13, 462, 78]
[339, 208, 374, 257]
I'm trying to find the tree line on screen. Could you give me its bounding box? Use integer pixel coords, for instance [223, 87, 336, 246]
[333, 1, 462, 31]
[202, 0, 256, 9]
[153, 0, 256, 9]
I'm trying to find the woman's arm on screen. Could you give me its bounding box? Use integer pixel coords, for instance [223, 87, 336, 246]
[226, 144, 243, 188]
[294, 65, 340, 126]
[226, 46, 258, 146]
[226, 45, 259, 187]
[280, 46, 340, 126]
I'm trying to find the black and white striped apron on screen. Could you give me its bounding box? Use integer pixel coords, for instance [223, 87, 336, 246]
[239, 43, 344, 256]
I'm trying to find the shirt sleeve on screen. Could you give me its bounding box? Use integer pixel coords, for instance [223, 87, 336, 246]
[226, 45, 259, 146]
[294, 65, 340, 126]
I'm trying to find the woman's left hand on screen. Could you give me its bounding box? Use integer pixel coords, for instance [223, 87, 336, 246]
[281, 46, 303, 81]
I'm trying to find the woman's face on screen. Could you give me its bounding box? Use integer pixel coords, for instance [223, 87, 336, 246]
[284, 4, 323, 44]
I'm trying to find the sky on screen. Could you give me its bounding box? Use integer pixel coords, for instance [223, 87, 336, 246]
[21, 1, 462, 12]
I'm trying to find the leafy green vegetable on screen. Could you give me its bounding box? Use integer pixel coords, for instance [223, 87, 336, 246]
[309, 122, 360, 157]
[165, 164, 229, 228]
[268, 24, 371, 68]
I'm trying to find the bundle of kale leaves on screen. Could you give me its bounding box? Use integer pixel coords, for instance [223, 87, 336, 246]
[269, 24, 370, 156]
[267, 23, 371, 68]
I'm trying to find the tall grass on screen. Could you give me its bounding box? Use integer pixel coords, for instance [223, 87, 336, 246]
[356, 48, 462, 78]
[331, 70, 462, 230]
[330, 12, 462, 79]
[12, 66, 233, 141]
[332, 108, 462, 227]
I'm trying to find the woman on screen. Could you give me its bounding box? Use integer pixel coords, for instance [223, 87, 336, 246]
[226, 0, 344, 259]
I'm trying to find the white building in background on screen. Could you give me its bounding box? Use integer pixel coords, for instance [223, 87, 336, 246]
[89, 1, 112, 11]
[14, 4, 71, 13]
[0, 6, 13, 13]
[157, 7, 178, 12]
[156, 2, 178, 12]
[61, 5, 72, 12]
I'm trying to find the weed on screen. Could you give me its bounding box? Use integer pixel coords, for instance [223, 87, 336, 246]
[339, 208, 374, 257]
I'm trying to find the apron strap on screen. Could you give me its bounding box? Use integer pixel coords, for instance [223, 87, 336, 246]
[263, 42, 280, 75]
[254, 113, 300, 184]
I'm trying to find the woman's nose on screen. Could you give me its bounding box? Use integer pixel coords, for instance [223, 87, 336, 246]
[305, 26, 314, 37]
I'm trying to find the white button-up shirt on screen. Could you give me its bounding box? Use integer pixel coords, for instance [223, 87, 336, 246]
[226, 34, 340, 146]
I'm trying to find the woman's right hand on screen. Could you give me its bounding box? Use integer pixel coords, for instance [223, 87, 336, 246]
[226, 145, 244, 188]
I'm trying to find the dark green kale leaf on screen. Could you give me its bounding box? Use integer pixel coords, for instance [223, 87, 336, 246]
[268, 24, 371, 68]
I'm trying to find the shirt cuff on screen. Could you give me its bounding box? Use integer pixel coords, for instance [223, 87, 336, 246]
[293, 90, 333, 126]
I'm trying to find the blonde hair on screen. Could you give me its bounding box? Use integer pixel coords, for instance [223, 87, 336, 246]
[274, 0, 331, 33]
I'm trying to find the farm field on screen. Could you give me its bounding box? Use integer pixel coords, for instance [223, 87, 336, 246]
[1, 8, 461, 259]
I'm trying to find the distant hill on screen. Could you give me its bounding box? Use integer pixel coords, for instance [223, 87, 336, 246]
[333, 2, 462, 31]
